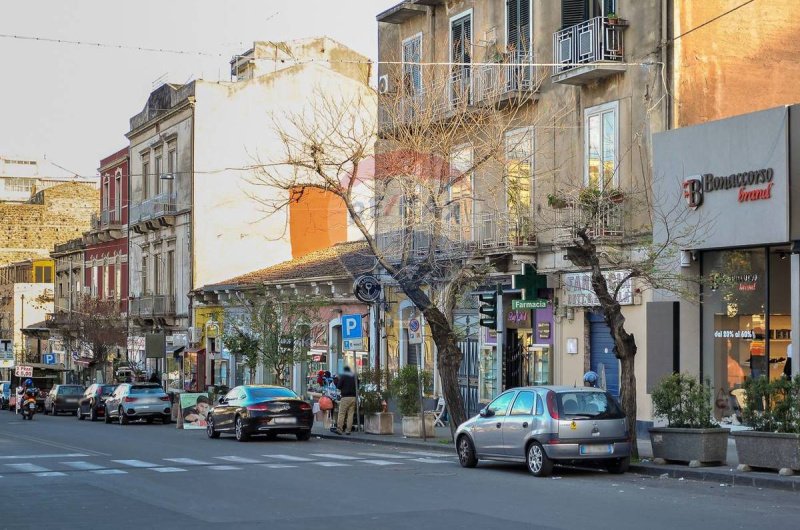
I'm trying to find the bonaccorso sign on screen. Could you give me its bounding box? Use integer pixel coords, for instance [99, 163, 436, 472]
[562, 271, 634, 307]
[683, 168, 774, 210]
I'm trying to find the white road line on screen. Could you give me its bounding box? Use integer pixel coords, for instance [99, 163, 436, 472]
[310, 453, 362, 460]
[263, 454, 314, 462]
[259, 464, 298, 469]
[150, 467, 185, 473]
[357, 452, 412, 459]
[411, 457, 451, 464]
[112, 460, 159, 468]
[360, 459, 401, 466]
[164, 458, 213, 466]
[0, 453, 89, 460]
[92, 469, 127, 475]
[402, 451, 453, 458]
[208, 465, 241, 471]
[34, 472, 66, 477]
[5, 463, 50, 473]
[215, 456, 262, 464]
[312, 462, 350, 467]
[62, 461, 105, 471]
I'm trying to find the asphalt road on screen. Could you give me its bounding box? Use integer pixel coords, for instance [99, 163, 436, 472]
[0, 410, 798, 529]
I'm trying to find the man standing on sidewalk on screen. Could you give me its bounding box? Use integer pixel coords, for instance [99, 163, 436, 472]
[335, 366, 357, 435]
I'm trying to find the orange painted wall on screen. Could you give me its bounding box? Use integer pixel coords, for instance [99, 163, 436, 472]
[288, 187, 348, 259]
[674, 0, 800, 127]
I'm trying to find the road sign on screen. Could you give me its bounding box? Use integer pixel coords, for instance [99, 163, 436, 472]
[342, 314, 364, 351]
[43, 353, 56, 365]
[0, 339, 13, 368]
[15, 365, 33, 378]
[408, 317, 422, 344]
[511, 299, 549, 310]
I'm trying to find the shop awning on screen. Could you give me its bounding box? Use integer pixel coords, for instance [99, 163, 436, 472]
[185, 347, 205, 355]
[167, 345, 185, 356]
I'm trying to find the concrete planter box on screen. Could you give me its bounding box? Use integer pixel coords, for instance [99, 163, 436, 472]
[365, 412, 395, 435]
[401, 414, 436, 438]
[733, 431, 800, 472]
[649, 427, 730, 465]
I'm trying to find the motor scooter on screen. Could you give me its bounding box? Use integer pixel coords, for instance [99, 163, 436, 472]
[21, 395, 36, 420]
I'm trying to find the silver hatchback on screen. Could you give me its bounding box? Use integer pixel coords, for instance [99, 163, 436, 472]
[455, 386, 631, 476]
[104, 383, 172, 425]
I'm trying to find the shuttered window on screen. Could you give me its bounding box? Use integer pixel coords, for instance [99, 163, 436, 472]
[402, 35, 422, 95]
[451, 14, 471, 64]
[507, 0, 531, 54]
[561, 0, 588, 28]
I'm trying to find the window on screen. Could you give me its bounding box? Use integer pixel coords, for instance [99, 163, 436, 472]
[557, 391, 624, 419]
[505, 128, 533, 216]
[507, 0, 532, 55]
[584, 101, 618, 189]
[448, 145, 474, 241]
[153, 251, 161, 295]
[103, 179, 110, 212]
[114, 170, 122, 221]
[142, 159, 150, 199]
[115, 264, 121, 301]
[510, 391, 535, 416]
[167, 142, 176, 195]
[486, 391, 515, 417]
[154, 149, 163, 195]
[402, 34, 422, 95]
[102, 265, 109, 299]
[561, 0, 615, 27]
[535, 395, 544, 415]
[450, 12, 472, 105]
[141, 257, 148, 295]
[91, 266, 98, 297]
[166, 250, 175, 296]
[34, 266, 43, 283]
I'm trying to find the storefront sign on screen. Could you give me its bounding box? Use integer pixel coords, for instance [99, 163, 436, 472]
[505, 309, 530, 329]
[563, 271, 633, 307]
[713, 329, 756, 339]
[180, 393, 210, 430]
[512, 299, 548, 310]
[15, 365, 33, 378]
[0, 339, 13, 367]
[537, 322, 551, 340]
[683, 168, 775, 210]
[353, 275, 381, 303]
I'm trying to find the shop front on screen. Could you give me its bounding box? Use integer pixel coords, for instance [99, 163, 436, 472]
[653, 105, 800, 416]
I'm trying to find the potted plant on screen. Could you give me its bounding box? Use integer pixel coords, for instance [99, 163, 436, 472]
[389, 365, 434, 438]
[733, 376, 800, 474]
[547, 192, 568, 209]
[360, 368, 394, 435]
[605, 12, 628, 26]
[649, 373, 730, 467]
[605, 188, 625, 203]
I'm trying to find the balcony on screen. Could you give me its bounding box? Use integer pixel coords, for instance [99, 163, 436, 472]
[476, 211, 536, 254]
[475, 52, 539, 105]
[129, 295, 176, 322]
[86, 209, 124, 244]
[552, 17, 626, 85]
[129, 192, 177, 234]
[553, 199, 625, 246]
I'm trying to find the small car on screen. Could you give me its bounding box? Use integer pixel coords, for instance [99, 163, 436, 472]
[44, 385, 86, 415]
[455, 386, 631, 477]
[104, 383, 172, 425]
[77, 383, 118, 421]
[206, 385, 313, 442]
[0, 381, 10, 409]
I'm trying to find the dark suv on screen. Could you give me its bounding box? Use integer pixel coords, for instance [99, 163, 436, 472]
[44, 385, 86, 416]
[77, 384, 118, 421]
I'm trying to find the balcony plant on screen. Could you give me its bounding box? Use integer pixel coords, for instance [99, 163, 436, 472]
[649, 373, 730, 466]
[360, 367, 393, 435]
[732, 376, 800, 474]
[605, 12, 628, 26]
[389, 365, 434, 438]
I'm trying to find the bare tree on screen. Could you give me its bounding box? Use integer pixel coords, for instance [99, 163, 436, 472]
[251, 58, 562, 433]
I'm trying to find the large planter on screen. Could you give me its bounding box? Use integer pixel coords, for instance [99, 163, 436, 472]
[401, 413, 436, 438]
[365, 412, 395, 435]
[649, 427, 730, 465]
[733, 431, 800, 472]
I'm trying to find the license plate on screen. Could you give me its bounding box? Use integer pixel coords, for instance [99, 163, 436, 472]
[273, 417, 296, 425]
[580, 444, 612, 456]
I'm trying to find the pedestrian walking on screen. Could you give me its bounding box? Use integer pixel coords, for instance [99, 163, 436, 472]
[335, 366, 357, 435]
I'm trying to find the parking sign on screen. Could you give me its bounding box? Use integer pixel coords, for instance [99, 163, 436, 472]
[341, 314, 363, 351]
[43, 353, 56, 365]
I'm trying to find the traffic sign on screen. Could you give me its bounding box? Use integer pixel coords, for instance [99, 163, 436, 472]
[15, 365, 33, 378]
[408, 317, 422, 344]
[342, 314, 364, 351]
[43, 353, 56, 365]
[0, 339, 13, 368]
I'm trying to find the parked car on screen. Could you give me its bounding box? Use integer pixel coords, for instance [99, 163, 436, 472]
[77, 383, 118, 421]
[104, 383, 172, 424]
[0, 381, 9, 409]
[455, 386, 631, 477]
[44, 385, 86, 416]
[206, 385, 313, 442]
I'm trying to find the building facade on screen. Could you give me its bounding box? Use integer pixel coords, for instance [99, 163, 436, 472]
[0, 156, 85, 203]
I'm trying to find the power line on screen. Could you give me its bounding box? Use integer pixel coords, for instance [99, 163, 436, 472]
[670, 0, 757, 43]
[0, 33, 224, 57]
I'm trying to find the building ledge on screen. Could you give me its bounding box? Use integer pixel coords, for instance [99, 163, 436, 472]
[551, 63, 626, 85]
[377, 2, 426, 24]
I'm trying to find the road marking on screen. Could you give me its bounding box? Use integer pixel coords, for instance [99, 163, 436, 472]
[92, 469, 127, 475]
[34, 472, 66, 477]
[164, 458, 213, 466]
[112, 460, 158, 468]
[411, 458, 451, 464]
[402, 451, 453, 458]
[63, 461, 105, 471]
[357, 452, 412, 459]
[0, 432, 109, 456]
[263, 454, 314, 462]
[360, 459, 401, 466]
[5, 463, 50, 473]
[310, 453, 362, 460]
[215, 456, 262, 464]
[208, 465, 241, 471]
[0, 453, 89, 460]
[151, 467, 185, 473]
[312, 462, 350, 467]
[259, 464, 298, 469]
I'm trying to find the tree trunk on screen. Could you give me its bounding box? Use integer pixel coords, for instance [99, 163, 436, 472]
[618, 348, 639, 459]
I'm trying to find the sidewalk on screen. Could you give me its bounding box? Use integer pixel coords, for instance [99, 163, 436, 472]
[311, 422, 800, 491]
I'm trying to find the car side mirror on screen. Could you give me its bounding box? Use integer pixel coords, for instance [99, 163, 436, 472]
[479, 408, 494, 418]
[218, 397, 226, 404]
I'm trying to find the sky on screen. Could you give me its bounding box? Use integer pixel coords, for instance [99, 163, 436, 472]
[0, 0, 397, 179]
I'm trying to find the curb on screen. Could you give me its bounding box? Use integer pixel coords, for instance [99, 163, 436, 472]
[312, 431, 455, 453]
[630, 464, 800, 492]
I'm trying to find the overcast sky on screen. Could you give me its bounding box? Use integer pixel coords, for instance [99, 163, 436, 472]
[0, 0, 397, 179]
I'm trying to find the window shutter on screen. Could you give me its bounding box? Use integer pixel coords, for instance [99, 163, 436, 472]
[519, 0, 531, 53]
[507, 0, 519, 52]
[561, 0, 588, 28]
[452, 19, 463, 61]
[604, 0, 616, 15]
[463, 17, 472, 61]
[451, 15, 471, 63]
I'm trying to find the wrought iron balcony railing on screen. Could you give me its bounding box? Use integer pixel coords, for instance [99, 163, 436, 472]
[552, 17, 625, 81]
[553, 199, 625, 246]
[475, 52, 536, 103]
[129, 192, 177, 225]
[129, 295, 176, 318]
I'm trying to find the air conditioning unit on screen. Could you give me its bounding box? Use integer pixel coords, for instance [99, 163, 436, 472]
[378, 74, 390, 94]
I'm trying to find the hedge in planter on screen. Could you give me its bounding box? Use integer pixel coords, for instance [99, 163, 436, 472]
[389, 365, 434, 438]
[649, 373, 729, 466]
[734, 376, 800, 473]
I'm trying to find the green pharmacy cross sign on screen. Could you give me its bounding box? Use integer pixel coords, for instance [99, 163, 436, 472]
[512, 263, 548, 307]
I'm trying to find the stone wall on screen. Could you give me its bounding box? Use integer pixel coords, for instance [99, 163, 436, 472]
[0, 182, 98, 266]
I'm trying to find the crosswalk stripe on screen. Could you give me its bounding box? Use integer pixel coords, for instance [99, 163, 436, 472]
[310, 453, 361, 460]
[5, 463, 50, 473]
[35, 472, 66, 477]
[0, 453, 89, 460]
[402, 451, 453, 458]
[215, 456, 262, 464]
[259, 464, 298, 469]
[263, 454, 314, 462]
[164, 458, 213, 466]
[112, 460, 158, 468]
[208, 465, 241, 471]
[411, 457, 451, 464]
[150, 467, 185, 473]
[92, 469, 127, 475]
[312, 462, 350, 467]
[63, 461, 105, 471]
[357, 452, 412, 459]
[360, 459, 401, 466]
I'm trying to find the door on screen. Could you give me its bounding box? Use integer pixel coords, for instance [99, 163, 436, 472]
[501, 390, 536, 458]
[215, 387, 243, 430]
[588, 311, 619, 396]
[106, 385, 125, 417]
[457, 338, 479, 416]
[471, 391, 515, 456]
[529, 345, 553, 385]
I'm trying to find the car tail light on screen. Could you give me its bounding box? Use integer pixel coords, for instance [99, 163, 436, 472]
[299, 402, 311, 411]
[124, 396, 137, 403]
[159, 396, 170, 401]
[247, 403, 269, 412]
[546, 391, 559, 420]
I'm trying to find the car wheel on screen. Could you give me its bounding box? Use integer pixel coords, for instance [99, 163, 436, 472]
[72, 410, 78, 416]
[119, 407, 129, 425]
[457, 435, 478, 468]
[162, 415, 171, 425]
[77, 407, 84, 420]
[90, 407, 98, 422]
[606, 456, 630, 475]
[104, 406, 111, 424]
[207, 416, 220, 439]
[234, 416, 249, 442]
[295, 431, 311, 441]
[526, 441, 554, 477]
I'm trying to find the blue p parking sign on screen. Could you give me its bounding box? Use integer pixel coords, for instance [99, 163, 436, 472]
[43, 353, 56, 365]
[342, 314, 364, 351]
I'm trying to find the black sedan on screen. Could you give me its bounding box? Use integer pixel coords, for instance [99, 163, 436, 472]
[77, 383, 118, 421]
[206, 385, 313, 442]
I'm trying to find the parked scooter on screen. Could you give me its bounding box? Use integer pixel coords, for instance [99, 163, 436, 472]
[20, 390, 37, 420]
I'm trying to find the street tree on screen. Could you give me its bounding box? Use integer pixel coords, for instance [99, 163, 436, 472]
[251, 58, 559, 433]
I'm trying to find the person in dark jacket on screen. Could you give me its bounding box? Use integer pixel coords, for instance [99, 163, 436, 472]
[335, 366, 357, 435]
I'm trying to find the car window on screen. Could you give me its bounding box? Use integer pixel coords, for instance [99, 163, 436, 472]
[509, 391, 535, 416]
[535, 394, 544, 416]
[59, 386, 83, 395]
[487, 392, 515, 417]
[557, 391, 625, 419]
[130, 385, 165, 394]
[247, 388, 298, 400]
[100, 385, 117, 396]
[225, 388, 241, 401]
